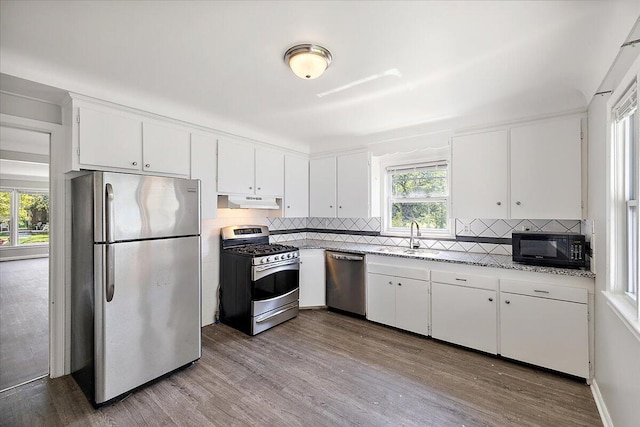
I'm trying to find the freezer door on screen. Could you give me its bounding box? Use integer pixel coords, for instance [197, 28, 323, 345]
[94, 236, 201, 404]
[94, 172, 200, 242]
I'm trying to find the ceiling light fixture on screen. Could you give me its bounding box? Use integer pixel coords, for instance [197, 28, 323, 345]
[284, 44, 332, 80]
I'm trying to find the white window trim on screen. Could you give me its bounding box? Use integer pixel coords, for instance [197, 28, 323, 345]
[381, 159, 453, 238]
[606, 54, 640, 335]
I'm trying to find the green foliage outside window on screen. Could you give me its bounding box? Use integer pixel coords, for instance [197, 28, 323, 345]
[389, 167, 448, 231]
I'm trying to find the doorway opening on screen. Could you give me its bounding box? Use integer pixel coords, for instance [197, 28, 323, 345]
[0, 125, 50, 391]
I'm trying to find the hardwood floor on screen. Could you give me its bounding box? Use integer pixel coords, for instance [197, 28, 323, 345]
[0, 258, 49, 392]
[0, 309, 601, 426]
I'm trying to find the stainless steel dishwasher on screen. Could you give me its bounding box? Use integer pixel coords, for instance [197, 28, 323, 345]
[325, 251, 366, 316]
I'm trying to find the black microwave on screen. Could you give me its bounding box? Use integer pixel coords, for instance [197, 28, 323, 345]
[512, 232, 587, 268]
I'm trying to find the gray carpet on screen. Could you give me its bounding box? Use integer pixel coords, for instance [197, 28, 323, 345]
[0, 258, 48, 391]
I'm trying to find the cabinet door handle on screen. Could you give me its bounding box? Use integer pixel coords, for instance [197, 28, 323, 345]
[329, 205, 333, 208]
[398, 282, 402, 286]
[455, 278, 467, 282]
[516, 201, 521, 206]
[339, 206, 342, 208]
[488, 297, 493, 302]
[145, 163, 150, 168]
[249, 186, 253, 190]
[496, 202, 501, 206]
[132, 161, 138, 166]
[258, 187, 261, 190]
[287, 205, 291, 208]
[534, 290, 550, 294]
[388, 281, 393, 285]
[505, 300, 511, 304]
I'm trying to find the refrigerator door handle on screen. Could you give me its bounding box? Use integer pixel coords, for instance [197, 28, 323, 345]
[105, 183, 114, 244]
[105, 244, 115, 302]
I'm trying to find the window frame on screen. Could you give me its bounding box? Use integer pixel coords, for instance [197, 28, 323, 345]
[0, 186, 50, 248]
[607, 60, 640, 337]
[383, 159, 452, 237]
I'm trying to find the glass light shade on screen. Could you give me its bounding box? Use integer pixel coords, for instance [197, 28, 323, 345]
[284, 44, 332, 80]
[288, 52, 328, 79]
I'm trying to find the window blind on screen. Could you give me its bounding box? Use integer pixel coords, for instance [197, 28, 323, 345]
[615, 81, 637, 122]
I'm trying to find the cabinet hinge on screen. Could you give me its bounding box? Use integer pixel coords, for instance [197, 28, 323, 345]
[580, 130, 584, 141]
[587, 310, 591, 321]
[76, 147, 80, 157]
[76, 112, 80, 124]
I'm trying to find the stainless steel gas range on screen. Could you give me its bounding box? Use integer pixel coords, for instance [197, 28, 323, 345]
[219, 225, 300, 335]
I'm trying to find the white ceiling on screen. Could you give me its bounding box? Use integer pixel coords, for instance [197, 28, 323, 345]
[1, 1, 639, 154]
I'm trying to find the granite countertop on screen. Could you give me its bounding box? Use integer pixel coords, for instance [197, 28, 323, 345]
[284, 239, 596, 279]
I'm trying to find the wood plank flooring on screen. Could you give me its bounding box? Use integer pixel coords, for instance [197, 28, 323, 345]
[0, 258, 49, 391]
[0, 309, 601, 426]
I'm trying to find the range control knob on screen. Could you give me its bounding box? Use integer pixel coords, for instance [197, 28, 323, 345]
[287, 253, 292, 259]
[293, 252, 298, 258]
[266, 257, 272, 262]
[274, 255, 280, 261]
[262, 258, 268, 264]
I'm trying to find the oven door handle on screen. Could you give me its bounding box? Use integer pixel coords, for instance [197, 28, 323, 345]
[252, 260, 300, 281]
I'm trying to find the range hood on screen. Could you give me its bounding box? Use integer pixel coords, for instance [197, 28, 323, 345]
[217, 195, 280, 210]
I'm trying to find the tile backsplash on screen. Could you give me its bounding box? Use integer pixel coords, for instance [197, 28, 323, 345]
[268, 217, 582, 256]
[455, 218, 581, 237]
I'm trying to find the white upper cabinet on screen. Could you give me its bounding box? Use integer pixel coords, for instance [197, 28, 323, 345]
[190, 132, 217, 220]
[451, 116, 582, 219]
[284, 155, 309, 217]
[217, 138, 285, 197]
[255, 148, 284, 197]
[77, 105, 142, 171]
[142, 121, 190, 177]
[452, 130, 508, 219]
[310, 152, 373, 218]
[309, 157, 337, 217]
[70, 99, 190, 177]
[510, 117, 582, 219]
[217, 138, 254, 194]
[337, 152, 370, 218]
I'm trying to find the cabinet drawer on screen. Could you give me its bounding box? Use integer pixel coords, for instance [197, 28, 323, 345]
[431, 271, 498, 291]
[500, 279, 587, 304]
[367, 263, 429, 281]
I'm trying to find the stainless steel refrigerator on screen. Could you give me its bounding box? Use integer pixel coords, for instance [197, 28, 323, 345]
[70, 171, 201, 406]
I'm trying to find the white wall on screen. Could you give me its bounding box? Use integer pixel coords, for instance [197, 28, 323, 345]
[588, 55, 640, 427]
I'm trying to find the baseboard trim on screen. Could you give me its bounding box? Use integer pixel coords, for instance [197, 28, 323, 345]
[591, 379, 614, 427]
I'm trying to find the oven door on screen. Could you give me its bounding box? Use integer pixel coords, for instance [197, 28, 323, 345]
[251, 258, 300, 302]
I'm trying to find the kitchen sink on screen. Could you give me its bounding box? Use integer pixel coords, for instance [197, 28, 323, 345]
[375, 246, 440, 257]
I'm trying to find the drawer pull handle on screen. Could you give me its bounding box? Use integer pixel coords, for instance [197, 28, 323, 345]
[505, 300, 511, 304]
[534, 290, 550, 294]
[455, 278, 467, 282]
[488, 297, 493, 302]
[398, 283, 402, 286]
[388, 281, 393, 285]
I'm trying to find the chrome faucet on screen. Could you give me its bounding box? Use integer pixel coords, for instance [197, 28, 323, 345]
[409, 220, 421, 249]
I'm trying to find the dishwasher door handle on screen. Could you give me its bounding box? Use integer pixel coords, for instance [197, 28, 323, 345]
[329, 254, 364, 261]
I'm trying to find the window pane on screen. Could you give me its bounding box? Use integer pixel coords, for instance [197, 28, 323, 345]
[392, 169, 447, 198]
[627, 205, 638, 299]
[391, 202, 447, 230]
[18, 192, 49, 245]
[0, 190, 11, 246]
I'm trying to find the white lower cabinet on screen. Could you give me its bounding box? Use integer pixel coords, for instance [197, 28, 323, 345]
[499, 279, 589, 378]
[367, 258, 430, 336]
[299, 249, 326, 308]
[431, 278, 498, 354]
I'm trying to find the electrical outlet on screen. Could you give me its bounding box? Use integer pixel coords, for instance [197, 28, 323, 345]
[463, 224, 470, 233]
